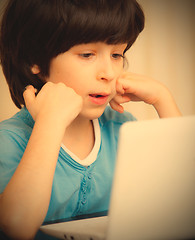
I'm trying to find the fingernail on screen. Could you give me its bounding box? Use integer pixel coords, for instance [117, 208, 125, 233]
[118, 105, 124, 113]
[23, 85, 31, 92]
[35, 88, 38, 96]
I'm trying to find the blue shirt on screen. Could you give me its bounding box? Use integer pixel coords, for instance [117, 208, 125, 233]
[0, 106, 136, 239]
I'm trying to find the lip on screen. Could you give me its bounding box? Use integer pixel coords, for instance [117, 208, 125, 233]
[89, 93, 109, 105]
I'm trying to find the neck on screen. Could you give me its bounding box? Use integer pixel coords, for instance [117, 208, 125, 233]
[62, 116, 95, 160]
[65, 115, 92, 137]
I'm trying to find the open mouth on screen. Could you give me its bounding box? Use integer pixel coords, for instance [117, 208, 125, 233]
[89, 93, 109, 105]
[89, 94, 106, 98]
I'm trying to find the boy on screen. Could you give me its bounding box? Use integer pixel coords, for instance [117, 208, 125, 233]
[0, 0, 181, 239]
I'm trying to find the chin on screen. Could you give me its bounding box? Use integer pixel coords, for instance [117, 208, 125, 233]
[81, 106, 107, 120]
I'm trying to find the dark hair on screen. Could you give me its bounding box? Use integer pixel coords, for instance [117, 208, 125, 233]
[0, 0, 145, 108]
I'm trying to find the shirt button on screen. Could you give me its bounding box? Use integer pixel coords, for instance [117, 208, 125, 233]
[88, 173, 92, 179]
[82, 198, 87, 205]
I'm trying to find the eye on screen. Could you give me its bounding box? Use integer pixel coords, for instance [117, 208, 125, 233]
[79, 53, 94, 59]
[112, 54, 124, 60]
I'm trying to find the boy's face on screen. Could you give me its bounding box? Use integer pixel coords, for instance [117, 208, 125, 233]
[45, 42, 127, 119]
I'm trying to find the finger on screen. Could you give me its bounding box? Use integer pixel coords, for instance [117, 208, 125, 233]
[113, 94, 131, 104]
[109, 99, 124, 113]
[117, 78, 135, 93]
[116, 80, 125, 95]
[23, 85, 36, 108]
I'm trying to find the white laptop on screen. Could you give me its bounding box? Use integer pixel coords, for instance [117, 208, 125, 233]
[40, 115, 195, 240]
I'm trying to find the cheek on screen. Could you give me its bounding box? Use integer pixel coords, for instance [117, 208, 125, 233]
[113, 63, 124, 79]
[47, 67, 75, 86]
[117, 64, 124, 75]
[47, 58, 74, 84]
[110, 80, 117, 96]
[64, 74, 87, 96]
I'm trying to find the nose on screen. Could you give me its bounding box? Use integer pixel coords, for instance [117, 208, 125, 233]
[96, 57, 115, 82]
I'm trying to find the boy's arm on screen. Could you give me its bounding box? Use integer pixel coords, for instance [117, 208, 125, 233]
[0, 83, 83, 239]
[110, 72, 182, 118]
[152, 89, 181, 118]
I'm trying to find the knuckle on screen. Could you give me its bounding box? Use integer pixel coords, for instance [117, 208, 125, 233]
[57, 82, 66, 88]
[47, 81, 54, 86]
[23, 85, 33, 94]
[42, 82, 51, 92]
[45, 81, 54, 89]
[45, 82, 52, 87]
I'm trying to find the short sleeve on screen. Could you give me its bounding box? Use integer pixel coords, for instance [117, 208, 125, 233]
[0, 130, 25, 193]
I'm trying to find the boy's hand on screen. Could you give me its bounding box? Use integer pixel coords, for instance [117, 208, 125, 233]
[110, 72, 181, 117]
[23, 82, 83, 127]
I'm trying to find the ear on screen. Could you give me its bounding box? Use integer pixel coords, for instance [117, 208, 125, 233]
[31, 64, 40, 74]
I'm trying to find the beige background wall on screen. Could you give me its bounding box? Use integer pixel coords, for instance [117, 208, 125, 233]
[125, 0, 195, 120]
[0, 0, 195, 121]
